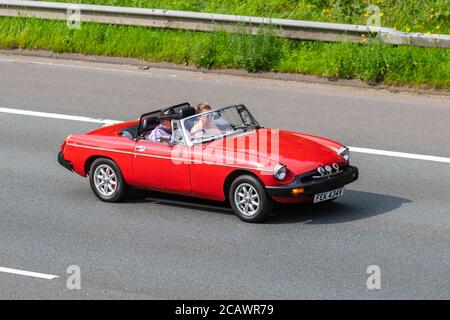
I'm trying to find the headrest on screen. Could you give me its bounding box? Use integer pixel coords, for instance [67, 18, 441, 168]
[177, 106, 196, 119]
[160, 109, 177, 120]
[142, 116, 157, 131]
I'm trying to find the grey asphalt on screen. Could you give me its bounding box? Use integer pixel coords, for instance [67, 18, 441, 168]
[0, 54, 449, 299]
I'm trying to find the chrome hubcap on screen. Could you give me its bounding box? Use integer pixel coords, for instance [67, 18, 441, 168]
[234, 183, 260, 217]
[94, 165, 117, 197]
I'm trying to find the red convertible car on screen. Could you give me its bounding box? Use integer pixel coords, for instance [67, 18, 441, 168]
[58, 103, 358, 222]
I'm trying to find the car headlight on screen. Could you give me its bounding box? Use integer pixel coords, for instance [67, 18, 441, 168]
[338, 146, 350, 161]
[274, 164, 287, 181]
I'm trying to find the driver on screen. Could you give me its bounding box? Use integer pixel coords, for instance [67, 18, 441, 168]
[190, 103, 222, 139]
[147, 112, 177, 142]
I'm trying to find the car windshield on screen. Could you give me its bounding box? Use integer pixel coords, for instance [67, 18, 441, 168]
[181, 105, 259, 145]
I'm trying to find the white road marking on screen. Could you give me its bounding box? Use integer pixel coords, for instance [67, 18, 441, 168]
[350, 147, 450, 164]
[0, 57, 153, 76]
[0, 107, 449, 164]
[0, 267, 59, 280]
[0, 107, 122, 125]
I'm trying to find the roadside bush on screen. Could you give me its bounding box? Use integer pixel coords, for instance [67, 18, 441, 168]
[231, 26, 282, 72]
[322, 42, 357, 80]
[332, 0, 366, 23]
[356, 42, 391, 83]
[190, 33, 219, 68]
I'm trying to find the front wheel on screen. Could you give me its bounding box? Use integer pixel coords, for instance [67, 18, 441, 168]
[89, 158, 129, 202]
[229, 175, 273, 223]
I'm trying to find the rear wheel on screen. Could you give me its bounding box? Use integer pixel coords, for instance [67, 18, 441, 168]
[229, 175, 273, 223]
[89, 158, 128, 202]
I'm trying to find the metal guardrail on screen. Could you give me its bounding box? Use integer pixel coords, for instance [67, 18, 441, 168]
[1, 0, 449, 48]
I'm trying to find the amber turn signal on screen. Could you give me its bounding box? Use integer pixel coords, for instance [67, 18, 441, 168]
[291, 188, 304, 196]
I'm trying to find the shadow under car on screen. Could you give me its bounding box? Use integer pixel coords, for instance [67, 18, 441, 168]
[124, 189, 411, 224]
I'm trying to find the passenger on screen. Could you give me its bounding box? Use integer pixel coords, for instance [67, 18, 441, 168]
[196, 102, 212, 114]
[190, 103, 222, 138]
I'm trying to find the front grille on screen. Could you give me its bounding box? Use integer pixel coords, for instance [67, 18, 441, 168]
[300, 163, 348, 183]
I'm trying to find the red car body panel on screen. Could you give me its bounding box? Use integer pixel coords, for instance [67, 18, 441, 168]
[60, 115, 357, 203]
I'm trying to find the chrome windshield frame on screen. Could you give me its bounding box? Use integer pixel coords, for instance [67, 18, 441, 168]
[170, 119, 189, 146]
[179, 104, 259, 146]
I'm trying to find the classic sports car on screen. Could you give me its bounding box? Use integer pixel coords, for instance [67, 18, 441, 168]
[58, 103, 358, 222]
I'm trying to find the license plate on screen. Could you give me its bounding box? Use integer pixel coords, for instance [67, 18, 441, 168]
[313, 188, 344, 203]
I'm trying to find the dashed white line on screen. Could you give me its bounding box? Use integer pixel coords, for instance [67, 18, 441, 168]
[0, 57, 153, 76]
[0, 107, 449, 164]
[350, 147, 450, 164]
[0, 267, 59, 280]
[0, 107, 122, 125]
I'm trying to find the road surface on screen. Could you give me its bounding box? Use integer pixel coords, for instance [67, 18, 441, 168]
[0, 54, 449, 299]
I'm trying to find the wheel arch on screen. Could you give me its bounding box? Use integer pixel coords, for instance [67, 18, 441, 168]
[84, 155, 117, 176]
[223, 169, 266, 201]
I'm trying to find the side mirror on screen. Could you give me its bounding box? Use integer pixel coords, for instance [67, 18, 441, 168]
[118, 130, 136, 140]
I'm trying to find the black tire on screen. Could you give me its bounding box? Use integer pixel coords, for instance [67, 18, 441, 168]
[89, 158, 129, 202]
[229, 175, 273, 223]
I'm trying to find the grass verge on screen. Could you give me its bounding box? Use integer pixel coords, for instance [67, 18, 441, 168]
[0, 17, 449, 88]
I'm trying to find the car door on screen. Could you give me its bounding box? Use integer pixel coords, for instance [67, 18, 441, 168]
[132, 139, 191, 194]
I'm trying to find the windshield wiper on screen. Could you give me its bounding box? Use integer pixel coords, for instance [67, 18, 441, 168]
[231, 124, 256, 131]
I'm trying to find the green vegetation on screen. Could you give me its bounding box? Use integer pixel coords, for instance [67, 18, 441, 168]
[45, 0, 449, 34]
[1, 17, 449, 88]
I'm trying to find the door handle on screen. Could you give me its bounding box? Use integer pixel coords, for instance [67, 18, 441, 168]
[136, 146, 146, 152]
